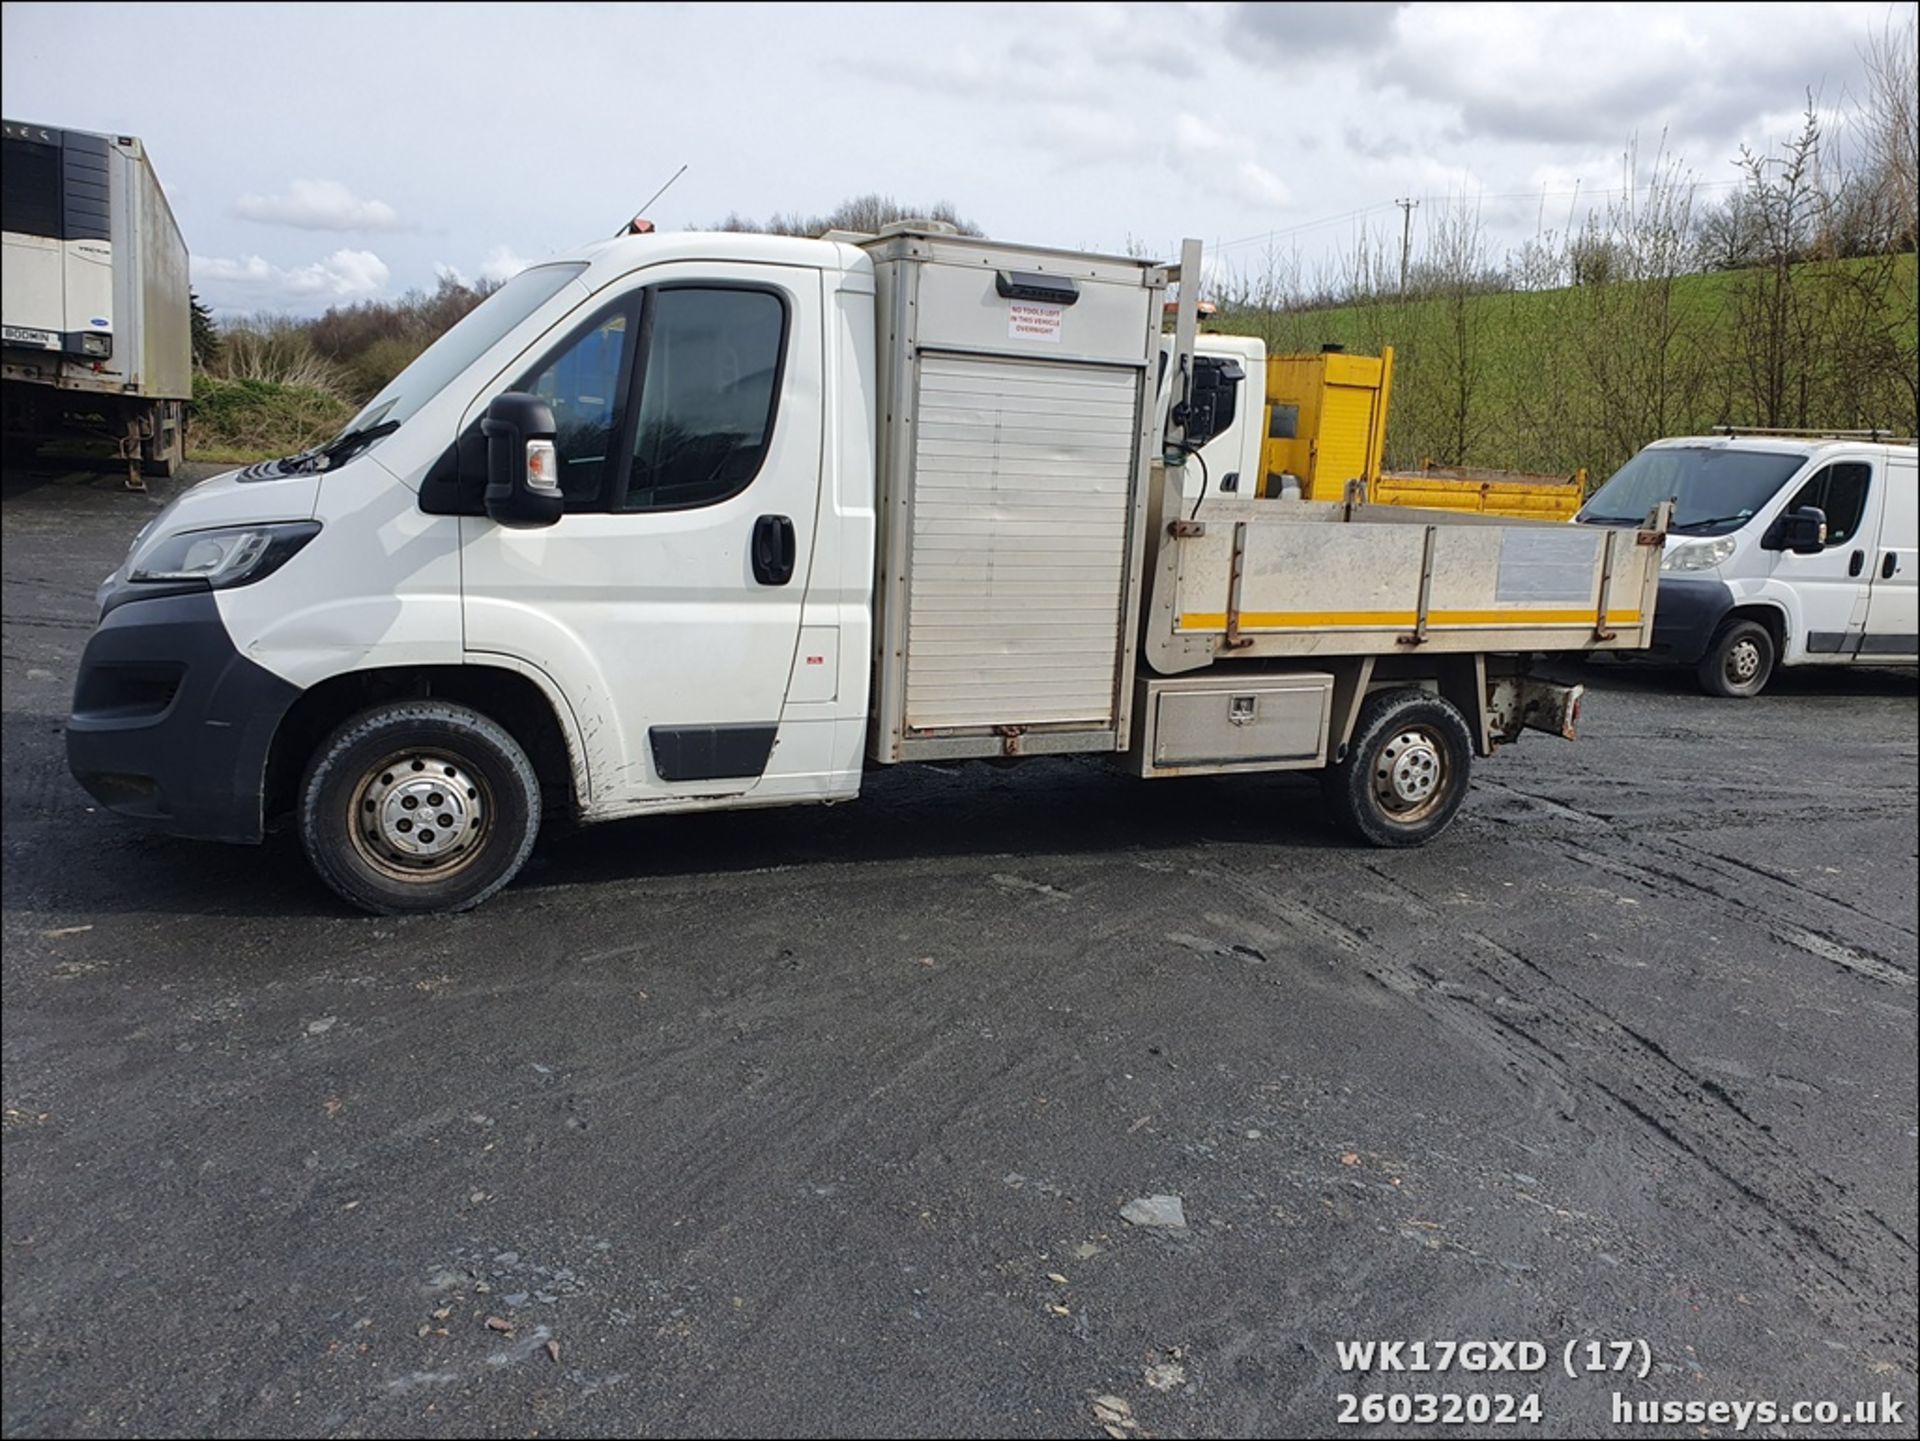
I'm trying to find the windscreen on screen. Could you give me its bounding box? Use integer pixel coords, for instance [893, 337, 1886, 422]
[1577, 445, 1808, 535]
[339, 262, 586, 437]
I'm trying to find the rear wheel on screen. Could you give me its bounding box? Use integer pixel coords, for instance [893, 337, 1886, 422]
[1696, 618, 1775, 698]
[1322, 689, 1474, 847]
[299, 701, 540, 914]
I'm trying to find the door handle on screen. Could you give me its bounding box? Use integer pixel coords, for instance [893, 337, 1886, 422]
[1885, 551, 1900, 580]
[1848, 549, 1865, 577]
[752, 514, 795, 586]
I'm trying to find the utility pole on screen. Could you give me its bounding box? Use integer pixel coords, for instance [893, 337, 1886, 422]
[1395, 197, 1419, 293]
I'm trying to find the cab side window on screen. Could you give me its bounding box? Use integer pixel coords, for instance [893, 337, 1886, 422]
[519, 307, 633, 510]
[620, 288, 785, 513]
[1783, 461, 1872, 546]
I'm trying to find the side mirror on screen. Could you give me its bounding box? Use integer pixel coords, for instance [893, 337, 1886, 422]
[1180, 356, 1245, 450]
[1766, 505, 1827, 555]
[482, 392, 563, 528]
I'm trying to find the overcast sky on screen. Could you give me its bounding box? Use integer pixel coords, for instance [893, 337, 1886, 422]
[2, 1, 1908, 315]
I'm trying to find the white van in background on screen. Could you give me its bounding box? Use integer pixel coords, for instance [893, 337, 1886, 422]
[1577, 433, 1918, 696]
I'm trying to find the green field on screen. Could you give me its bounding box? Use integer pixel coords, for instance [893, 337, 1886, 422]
[1207, 253, 1918, 485]
[185, 254, 1918, 481]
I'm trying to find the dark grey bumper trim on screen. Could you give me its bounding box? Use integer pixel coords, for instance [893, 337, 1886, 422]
[66, 590, 301, 843]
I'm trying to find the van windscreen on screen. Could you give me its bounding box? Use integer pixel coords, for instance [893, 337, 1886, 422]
[1578, 446, 1806, 535]
[339, 262, 587, 439]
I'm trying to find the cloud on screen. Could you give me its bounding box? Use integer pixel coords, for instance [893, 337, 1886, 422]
[1170, 111, 1293, 209]
[432, 246, 534, 289]
[1084, 2, 1211, 78]
[192, 248, 390, 309]
[234, 179, 405, 232]
[1235, 1, 1410, 56]
[476, 245, 532, 284]
[1231, 160, 1292, 207]
[839, 5, 1216, 105]
[1375, 3, 1870, 152]
[1344, 126, 1415, 162]
[1033, 103, 1149, 167]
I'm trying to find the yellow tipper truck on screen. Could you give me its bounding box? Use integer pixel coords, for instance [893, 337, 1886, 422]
[1231, 342, 1584, 519]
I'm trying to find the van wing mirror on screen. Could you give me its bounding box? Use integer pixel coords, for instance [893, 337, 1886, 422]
[1180, 356, 1245, 451]
[1766, 505, 1827, 555]
[481, 392, 563, 528]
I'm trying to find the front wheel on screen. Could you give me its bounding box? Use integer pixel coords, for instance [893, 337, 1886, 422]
[1696, 619, 1775, 698]
[299, 701, 541, 914]
[1321, 689, 1474, 847]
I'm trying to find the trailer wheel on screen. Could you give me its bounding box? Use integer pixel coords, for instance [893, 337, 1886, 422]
[299, 701, 540, 915]
[1696, 619, 1775, 698]
[1321, 689, 1474, 847]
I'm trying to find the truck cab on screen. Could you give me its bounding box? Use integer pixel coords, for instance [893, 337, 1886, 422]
[1576, 434, 1919, 696]
[69, 232, 880, 902]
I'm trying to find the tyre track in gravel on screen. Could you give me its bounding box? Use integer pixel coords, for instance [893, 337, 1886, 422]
[1470, 777, 1917, 986]
[1555, 835, 1914, 987]
[1194, 856, 1920, 1363]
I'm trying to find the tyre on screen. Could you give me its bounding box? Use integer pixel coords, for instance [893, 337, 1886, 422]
[299, 701, 541, 915]
[1696, 618, 1775, 698]
[1321, 688, 1474, 847]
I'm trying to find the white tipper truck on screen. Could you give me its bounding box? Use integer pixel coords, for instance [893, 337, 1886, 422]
[65, 226, 1668, 914]
[2, 119, 190, 485]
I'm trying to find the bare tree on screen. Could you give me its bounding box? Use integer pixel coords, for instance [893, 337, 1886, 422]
[1856, 6, 1919, 253]
[1693, 189, 1763, 270]
[712, 194, 984, 238]
[1570, 140, 1709, 472]
[1417, 196, 1496, 465]
[1503, 218, 1582, 473]
[1727, 103, 1831, 426]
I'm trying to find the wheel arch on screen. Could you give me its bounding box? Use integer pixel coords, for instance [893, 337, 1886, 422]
[265, 663, 585, 828]
[1721, 601, 1790, 660]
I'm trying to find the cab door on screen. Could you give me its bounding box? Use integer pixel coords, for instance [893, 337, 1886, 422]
[1861, 455, 1917, 661]
[460, 263, 821, 807]
[1769, 458, 1877, 661]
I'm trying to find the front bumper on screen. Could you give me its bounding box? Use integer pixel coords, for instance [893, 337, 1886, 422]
[1646, 576, 1735, 666]
[66, 590, 300, 843]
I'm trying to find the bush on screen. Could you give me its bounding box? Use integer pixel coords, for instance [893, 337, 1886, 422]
[188, 373, 354, 459]
[343, 334, 430, 401]
[307, 278, 492, 401]
[210, 317, 345, 395]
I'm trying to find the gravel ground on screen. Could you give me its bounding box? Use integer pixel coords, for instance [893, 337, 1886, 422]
[4, 463, 1916, 1438]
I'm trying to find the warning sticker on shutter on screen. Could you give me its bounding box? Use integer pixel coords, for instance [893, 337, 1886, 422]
[1008, 301, 1063, 342]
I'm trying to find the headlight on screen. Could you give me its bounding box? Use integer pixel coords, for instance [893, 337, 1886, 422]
[1662, 536, 1736, 572]
[130, 521, 321, 588]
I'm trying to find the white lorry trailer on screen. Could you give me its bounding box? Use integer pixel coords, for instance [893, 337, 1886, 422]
[2, 119, 190, 486]
[65, 226, 1666, 914]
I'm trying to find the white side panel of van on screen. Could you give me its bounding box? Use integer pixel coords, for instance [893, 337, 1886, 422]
[460, 261, 825, 814]
[1862, 457, 1918, 660]
[216, 459, 466, 686]
[750, 269, 877, 802]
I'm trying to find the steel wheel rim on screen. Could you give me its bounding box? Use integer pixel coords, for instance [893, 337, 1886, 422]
[1373, 725, 1449, 824]
[347, 748, 493, 884]
[1726, 637, 1763, 685]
